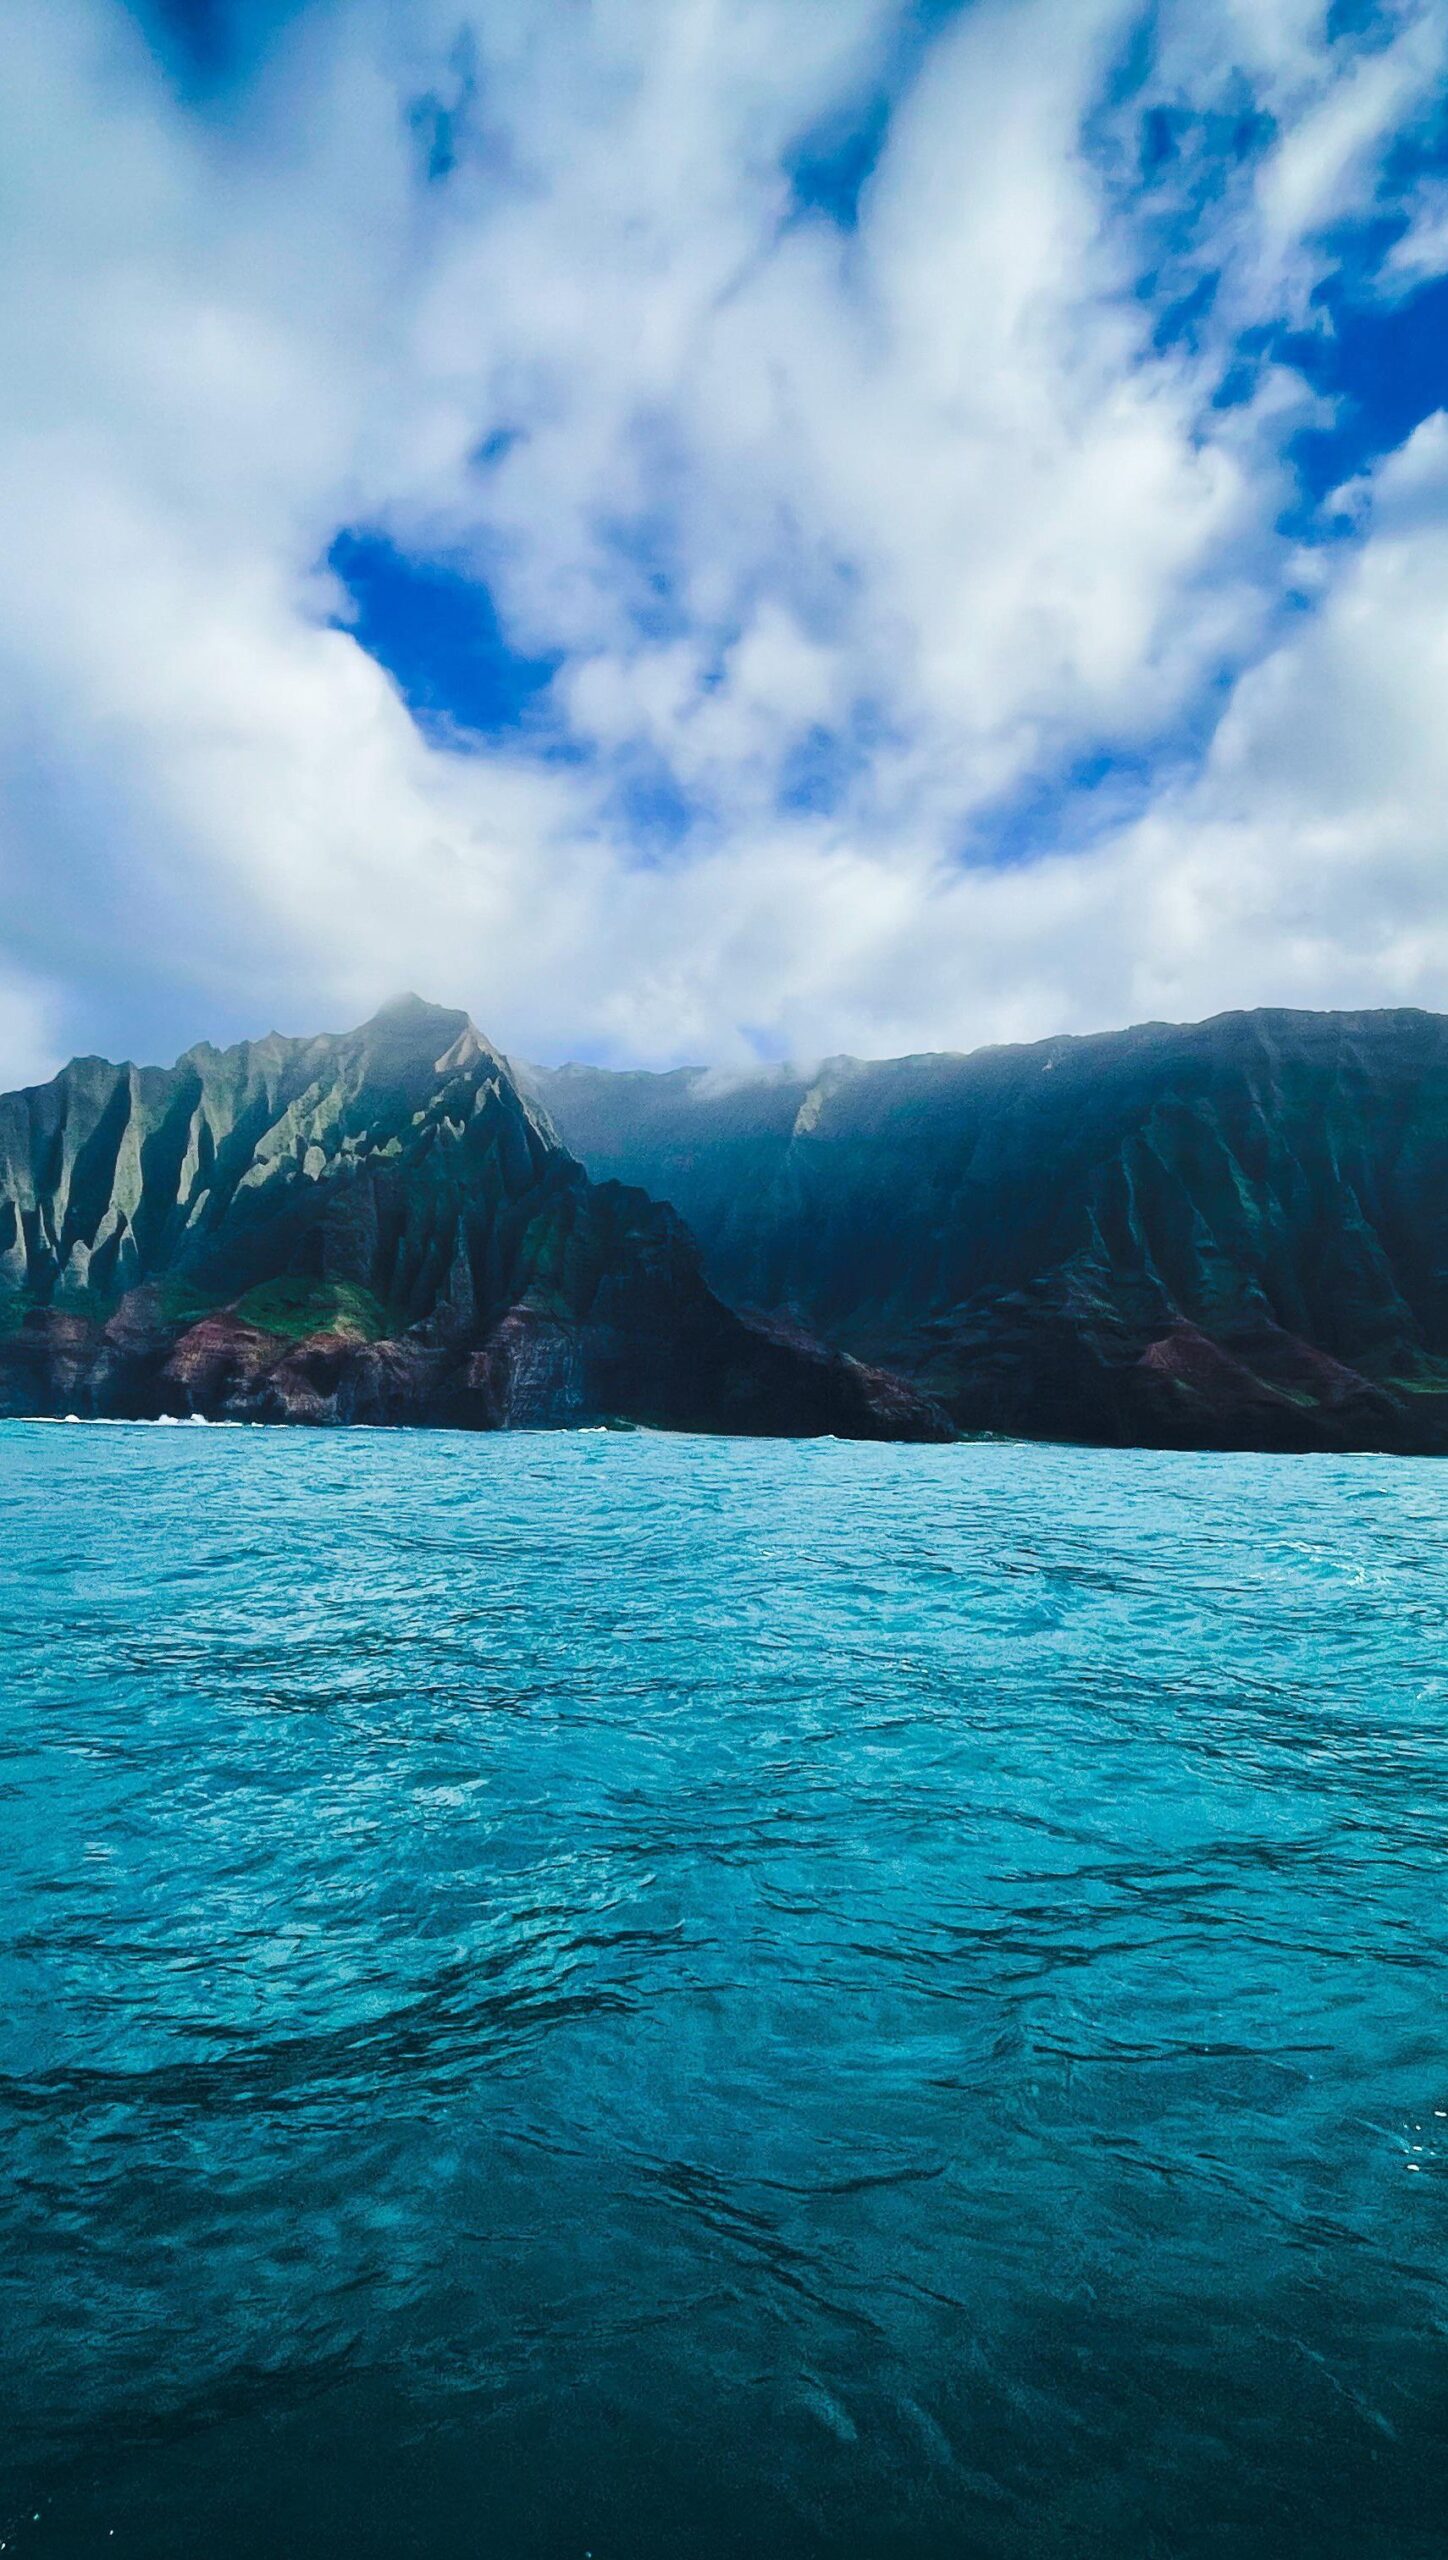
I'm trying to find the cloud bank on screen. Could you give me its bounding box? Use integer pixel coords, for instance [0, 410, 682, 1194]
[1, 0, 1447, 1079]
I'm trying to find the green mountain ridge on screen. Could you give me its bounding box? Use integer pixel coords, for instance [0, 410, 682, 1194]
[527, 1006, 1448, 1454]
[0, 997, 948, 1439]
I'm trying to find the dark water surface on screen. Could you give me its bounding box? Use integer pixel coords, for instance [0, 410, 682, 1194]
[2, 1422, 1447, 2558]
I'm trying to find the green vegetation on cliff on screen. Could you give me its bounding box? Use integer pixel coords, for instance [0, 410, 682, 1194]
[230, 1279, 389, 1341]
[530, 1008, 1448, 1453]
[0, 997, 947, 1442]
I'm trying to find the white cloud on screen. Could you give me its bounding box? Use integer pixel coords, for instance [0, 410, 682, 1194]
[1385, 172, 1448, 284]
[0, 0, 1445, 1079]
[1249, 4, 1448, 310]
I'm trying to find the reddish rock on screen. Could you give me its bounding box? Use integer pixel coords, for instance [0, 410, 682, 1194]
[161, 1315, 279, 1415]
[464, 1310, 586, 1430]
[0, 999, 951, 1443]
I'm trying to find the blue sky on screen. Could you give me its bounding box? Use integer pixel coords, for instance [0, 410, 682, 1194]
[0, 0, 1447, 1080]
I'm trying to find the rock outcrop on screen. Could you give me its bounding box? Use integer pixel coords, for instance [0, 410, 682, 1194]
[528, 1009, 1448, 1454]
[0, 999, 950, 1440]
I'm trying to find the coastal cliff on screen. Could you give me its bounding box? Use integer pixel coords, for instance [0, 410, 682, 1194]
[529, 1009, 1448, 1454]
[0, 999, 949, 1440]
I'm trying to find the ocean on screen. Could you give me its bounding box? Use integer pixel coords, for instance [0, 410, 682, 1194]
[2, 1421, 1445, 2557]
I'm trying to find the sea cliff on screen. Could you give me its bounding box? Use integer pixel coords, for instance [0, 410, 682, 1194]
[530, 1008, 1448, 1453]
[0, 999, 949, 1441]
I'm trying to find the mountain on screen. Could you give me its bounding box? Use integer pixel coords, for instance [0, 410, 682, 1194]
[0, 998, 949, 1438]
[527, 1009, 1448, 1454]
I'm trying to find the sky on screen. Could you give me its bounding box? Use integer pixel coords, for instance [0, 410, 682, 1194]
[2, 0, 1448, 1081]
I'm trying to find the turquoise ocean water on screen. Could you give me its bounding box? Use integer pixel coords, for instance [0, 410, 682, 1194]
[2, 1421, 1446, 2557]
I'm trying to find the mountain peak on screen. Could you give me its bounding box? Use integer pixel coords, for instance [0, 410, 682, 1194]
[350, 994, 493, 1078]
[363, 993, 475, 1035]
[0, 994, 949, 1443]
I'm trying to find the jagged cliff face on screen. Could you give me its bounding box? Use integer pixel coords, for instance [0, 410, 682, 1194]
[0, 999, 949, 1440]
[529, 1009, 1448, 1453]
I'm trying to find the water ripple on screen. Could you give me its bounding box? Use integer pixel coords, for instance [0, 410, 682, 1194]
[2, 1425, 1447, 2558]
